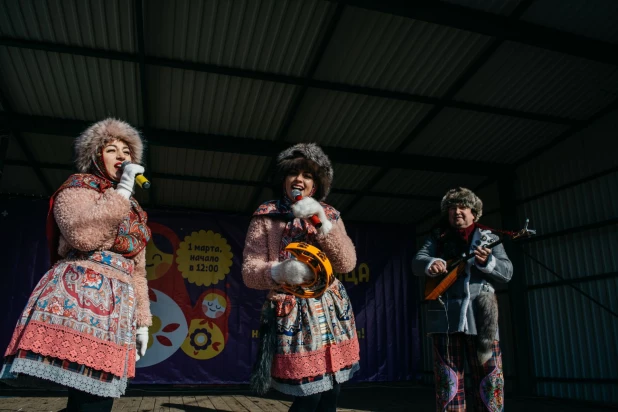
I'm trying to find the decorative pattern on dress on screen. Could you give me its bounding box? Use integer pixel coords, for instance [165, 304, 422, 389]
[2, 247, 145, 396]
[254, 197, 360, 396]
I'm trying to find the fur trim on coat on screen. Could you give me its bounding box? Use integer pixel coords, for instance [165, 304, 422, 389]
[75, 118, 144, 173]
[275, 143, 333, 201]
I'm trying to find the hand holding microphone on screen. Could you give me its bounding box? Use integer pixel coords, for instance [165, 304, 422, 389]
[117, 162, 149, 199]
[291, 189, 333, 235]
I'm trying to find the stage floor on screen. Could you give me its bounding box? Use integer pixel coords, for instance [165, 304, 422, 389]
[0, 384, 614, 411]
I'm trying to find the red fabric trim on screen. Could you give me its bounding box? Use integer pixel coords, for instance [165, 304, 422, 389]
[271, 337, 360, 380]
[6, 321, 132, 378]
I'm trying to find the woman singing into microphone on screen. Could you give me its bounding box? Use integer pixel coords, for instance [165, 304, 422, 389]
[242, 143, 360, 412]
[1, 119, 152, 411]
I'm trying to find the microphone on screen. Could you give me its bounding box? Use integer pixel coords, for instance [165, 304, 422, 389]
[291, 189, 322, 229]
[121, 161, 151, 189]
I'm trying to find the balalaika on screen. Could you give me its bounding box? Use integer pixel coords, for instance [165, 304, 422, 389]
[424, 219, 536, 301]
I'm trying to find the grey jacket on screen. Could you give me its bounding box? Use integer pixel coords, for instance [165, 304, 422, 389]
[413, 226, 513, 337]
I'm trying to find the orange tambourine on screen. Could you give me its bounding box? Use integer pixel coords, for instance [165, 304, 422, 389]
[280, 242, 334, 299]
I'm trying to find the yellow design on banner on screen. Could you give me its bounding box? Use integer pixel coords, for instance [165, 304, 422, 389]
[176, 230, 234, 286]
[181, 319, 225, 360]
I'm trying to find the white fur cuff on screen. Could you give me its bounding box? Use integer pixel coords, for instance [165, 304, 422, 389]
[425, 258, 447, 277]
[476, 254, 496, 273]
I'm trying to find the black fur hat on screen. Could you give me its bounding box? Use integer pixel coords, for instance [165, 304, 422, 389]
[275, 143, 333, 201]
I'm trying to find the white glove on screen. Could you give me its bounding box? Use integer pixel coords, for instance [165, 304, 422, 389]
[117, 163, 145, 199]
[291, 197, 333, 235]
[135, 326, 149, 361]
[271, 259, 314, 285]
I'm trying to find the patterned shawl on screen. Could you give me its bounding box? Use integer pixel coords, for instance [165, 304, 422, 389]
[253, 195, 340, 261]
[46, 171, 150, 265]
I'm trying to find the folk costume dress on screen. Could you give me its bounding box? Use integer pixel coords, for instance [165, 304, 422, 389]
[1, 164, 151, 398]
[242, 196, 360, 396]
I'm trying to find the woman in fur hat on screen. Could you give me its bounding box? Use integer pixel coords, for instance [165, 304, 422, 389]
[413, 187, 513, 411]
[1, 119, 152, 411]
[242, 143, 360, 412]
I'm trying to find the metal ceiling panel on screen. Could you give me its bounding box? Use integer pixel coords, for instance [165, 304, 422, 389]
[315, 6, 492, 97]
[440, 0, 524, 15]
[150, 147, 270, 181]
[454, 41, 618, 120]
[521, 0, 618, 44]
[515, 108, 618, 199]
[144, 0, 334, 77]
[22, 133, 74, 164]
[42, 167, 71, 189]
[5, 136, 27, 161]
[326, 193, 355, 214]
[156, 178, 254, 212]
[0, 46, 142, 124]
[287, 88, 433, 151]
[372, 169, 485, 197]
[148, 66, 296, 138]
[331, 163, 380, 191]
[404, 108, 569, 163]
[346, 197, 435, 223]
[0, 0, 136, 52]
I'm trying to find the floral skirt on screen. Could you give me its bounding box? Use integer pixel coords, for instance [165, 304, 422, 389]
[268, 279, 360, 396]
[1, 251, 137, 398]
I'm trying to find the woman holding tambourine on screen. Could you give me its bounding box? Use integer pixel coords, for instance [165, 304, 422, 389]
[242, 143, 360, 412]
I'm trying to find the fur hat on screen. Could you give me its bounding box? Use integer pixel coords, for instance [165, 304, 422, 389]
[75, 118, 144, 173]
[441, 187, 483, 222]
[275, 143, 333, 201]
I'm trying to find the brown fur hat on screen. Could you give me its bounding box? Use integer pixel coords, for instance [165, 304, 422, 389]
[275, 143, 333, 201]
[75, 118, 144, 173]
[441, 187, 483, 222]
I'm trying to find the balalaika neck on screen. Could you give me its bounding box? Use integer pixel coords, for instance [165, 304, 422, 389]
[446, 238, 503, 272]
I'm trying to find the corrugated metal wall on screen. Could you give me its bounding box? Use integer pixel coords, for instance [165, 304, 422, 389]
[514, 108, 618, 404]
[414, 109, 617, 403]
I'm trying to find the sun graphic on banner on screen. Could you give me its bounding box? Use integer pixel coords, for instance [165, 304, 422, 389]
[176, 230, 234, 286]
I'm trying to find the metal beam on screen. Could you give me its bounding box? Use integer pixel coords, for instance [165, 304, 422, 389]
[515, 98, 618, 168]
[343, 1, 535, 216]
[1, 113, 506, 175]
[0, 38, 576, 126]
[247, 4, 346, 213]
[134, 0, 156, 207]
[498, 174, 534, 396]
[334, 0, 618, 66]
[4, 159, 442, 202]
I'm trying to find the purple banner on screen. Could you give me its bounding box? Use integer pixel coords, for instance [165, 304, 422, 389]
[1, 198, 420, 385]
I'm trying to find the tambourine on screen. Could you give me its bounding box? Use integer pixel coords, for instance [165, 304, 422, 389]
[280, 242, 333, 299]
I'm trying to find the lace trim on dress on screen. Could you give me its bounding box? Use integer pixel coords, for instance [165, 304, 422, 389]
[7, 321, 130, 377]
[8, 358, 128, 398]
[271, 362, 360, 397]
